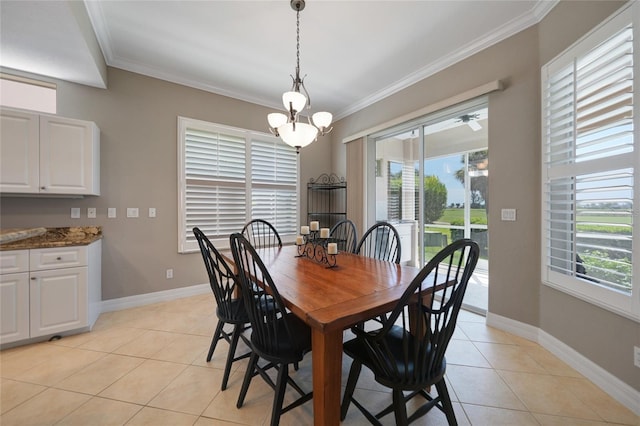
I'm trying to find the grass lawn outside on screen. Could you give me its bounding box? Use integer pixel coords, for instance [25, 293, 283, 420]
[435, 208, 487, 225]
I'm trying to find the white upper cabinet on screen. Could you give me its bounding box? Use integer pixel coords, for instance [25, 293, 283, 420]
[0, 108, 100, 196]
[0, 109, 39, 193]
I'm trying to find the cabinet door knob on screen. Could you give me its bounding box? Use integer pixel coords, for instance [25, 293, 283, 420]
[41, 186, 46, 190]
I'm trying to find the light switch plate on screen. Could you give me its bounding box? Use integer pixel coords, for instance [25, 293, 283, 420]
[71, 208, 80, 219]
[87, 208, 96, 219]
[149, 207, 156, 218]
[501, 208, 516, 221]
[108, 208, 117, 218]
[127, 208, 139, 218]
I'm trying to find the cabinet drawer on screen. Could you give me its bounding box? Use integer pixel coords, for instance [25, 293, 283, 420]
[0, 250, 29, 274]
[30, 246, 87, 270]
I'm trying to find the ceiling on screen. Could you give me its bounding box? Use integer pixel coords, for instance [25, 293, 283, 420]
[0, 0, 557, 120]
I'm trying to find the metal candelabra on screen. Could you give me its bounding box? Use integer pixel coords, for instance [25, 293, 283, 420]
[296, 230, 338, 268]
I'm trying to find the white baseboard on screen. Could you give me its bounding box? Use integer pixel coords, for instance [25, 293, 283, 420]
[486, 312, 640, 416]
[100, 283, 210, 313]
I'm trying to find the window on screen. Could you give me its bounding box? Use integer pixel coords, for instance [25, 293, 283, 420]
[387, 161, 403, 221]
[0, 74, 56, 113]
[541, 3, 639, 320]
[178, 117, 298, 253]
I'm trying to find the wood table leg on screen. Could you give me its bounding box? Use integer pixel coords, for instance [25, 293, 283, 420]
[311, 328, 343, 426]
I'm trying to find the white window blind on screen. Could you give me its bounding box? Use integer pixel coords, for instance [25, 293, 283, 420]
[178, 118, 298, 252]
[541, 3, 638, 319]
[184, 128, 246, 244]
[251, 138, 298, 234]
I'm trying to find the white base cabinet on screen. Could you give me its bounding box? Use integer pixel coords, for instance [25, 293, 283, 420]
[0, 272, 30, 343]
[0, 108, 100, 196]
[30, 266, 88, 338]
[0, 241, 101, 345]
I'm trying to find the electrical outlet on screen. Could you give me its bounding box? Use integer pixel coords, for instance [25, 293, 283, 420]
[87, 207, 96, 219]
[634, 346, 640, 368]
[108, 208, 117, 218]
[127, 208, 139, 218]
[166, 269, 173, 279]
[149, 207, 156, 218]
[71, 208, 80, 219]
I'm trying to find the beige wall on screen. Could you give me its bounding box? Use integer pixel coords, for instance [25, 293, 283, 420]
[330, 0, 637, 391]
[0, 67, 331, 300]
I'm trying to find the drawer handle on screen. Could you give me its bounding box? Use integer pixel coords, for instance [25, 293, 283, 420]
[31, 277, 36, 280]
[56, 257, 62, 261]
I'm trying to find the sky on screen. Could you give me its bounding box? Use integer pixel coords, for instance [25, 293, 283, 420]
[424, 156, 466, 205]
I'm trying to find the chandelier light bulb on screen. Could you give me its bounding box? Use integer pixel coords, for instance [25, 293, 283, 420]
[278, 121, 318, 149]
[312, 111, 332, 130]
[282, 91, 307, 114]
[267, 112, 288, 129]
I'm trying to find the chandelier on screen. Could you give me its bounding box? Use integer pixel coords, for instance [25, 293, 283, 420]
[267, 0, 332, 153]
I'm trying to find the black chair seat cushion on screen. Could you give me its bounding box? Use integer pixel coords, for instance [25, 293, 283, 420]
[343, 325, 446, 389]
[251, 312, 311, 364]
[216, 298, 250, 324]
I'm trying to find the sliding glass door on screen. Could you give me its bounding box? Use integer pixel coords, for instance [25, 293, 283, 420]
[369, 100, 489, 313]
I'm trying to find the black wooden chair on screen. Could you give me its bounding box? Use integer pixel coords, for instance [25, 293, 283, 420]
[341, 239, 480, 425]
[356, 221, 401, 264]
[230, 233, 313, 426]
[192, 227, 251, 391]
[329, 219, 358, 253]
[241, 219, 282, 249]
[354, 221, 402, 326]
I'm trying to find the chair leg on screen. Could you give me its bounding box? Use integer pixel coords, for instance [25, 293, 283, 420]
[340, 360, 361, 420]
[435, 379, 457, 426]
[237, 352, 259, 409]
[207, 320, 225, 362]
[270, 364, 289, 426]
[221, 323, 242, 390]
[392, 389, 409, 426]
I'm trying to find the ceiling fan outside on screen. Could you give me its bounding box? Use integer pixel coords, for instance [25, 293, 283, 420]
[457, 113, 482, 131]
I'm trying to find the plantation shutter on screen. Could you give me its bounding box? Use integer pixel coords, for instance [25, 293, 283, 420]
[179, 118, 299, 252]
[184, 127, 247, 247]
[543, 23, 634, 294]
[251, 137, 298, 235]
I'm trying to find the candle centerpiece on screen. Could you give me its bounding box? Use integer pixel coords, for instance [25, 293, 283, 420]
[320, 227, 330, 238]
[296, 224, 338, 268]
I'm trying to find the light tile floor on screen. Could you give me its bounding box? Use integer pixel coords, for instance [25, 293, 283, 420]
[1, 293, 638, 426]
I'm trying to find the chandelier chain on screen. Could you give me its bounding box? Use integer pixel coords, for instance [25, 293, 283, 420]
[295, 8, 301, 83]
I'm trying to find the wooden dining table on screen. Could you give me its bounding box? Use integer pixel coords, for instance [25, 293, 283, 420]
[223, 244, 421, 425]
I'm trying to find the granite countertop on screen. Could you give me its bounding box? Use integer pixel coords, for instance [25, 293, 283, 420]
[0, 227, 47, 243]
[0, 227, 102, 250]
